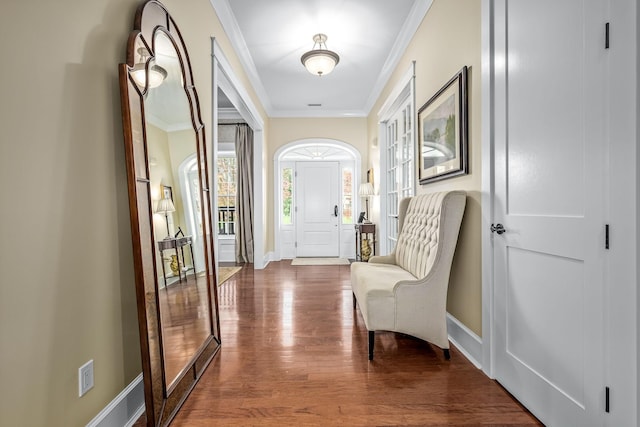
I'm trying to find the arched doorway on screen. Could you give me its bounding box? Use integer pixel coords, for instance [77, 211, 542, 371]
[177, 154, 206, 274]
[274, 139, 362, 260]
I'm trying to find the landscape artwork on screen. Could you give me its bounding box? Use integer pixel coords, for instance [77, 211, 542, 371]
[421, 93, 456, 169]
[418, 66, 468, 184]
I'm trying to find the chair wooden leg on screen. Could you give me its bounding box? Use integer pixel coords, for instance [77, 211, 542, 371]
[352, 292, 357, 309]
[443, 348, 450, 360]
[368, 331, 375, 361]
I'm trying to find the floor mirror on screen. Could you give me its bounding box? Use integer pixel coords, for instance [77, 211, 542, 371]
[118, 1, 221, 425]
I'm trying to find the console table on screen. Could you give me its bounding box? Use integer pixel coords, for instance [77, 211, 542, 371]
[355, 223, 376, 262]
[157, 235, 196, 285]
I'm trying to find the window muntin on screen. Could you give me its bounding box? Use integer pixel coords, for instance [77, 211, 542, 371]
[281, 167, 293, 225]
[385, 100, 413, 249]
[342, 167, 353, 224]
[217, 156, 236, 235]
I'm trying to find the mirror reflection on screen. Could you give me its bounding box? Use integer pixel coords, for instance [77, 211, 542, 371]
[143, 31, 211, 388]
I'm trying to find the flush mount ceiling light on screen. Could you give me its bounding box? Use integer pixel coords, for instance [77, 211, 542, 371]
[301, 33, 340, 76]
[131, 47, 168, 88]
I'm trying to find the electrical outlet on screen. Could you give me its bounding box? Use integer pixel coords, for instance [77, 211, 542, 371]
[78, 360, 94, 397]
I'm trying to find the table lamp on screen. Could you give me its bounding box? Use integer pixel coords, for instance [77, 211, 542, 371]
[155, 197, 176, 238]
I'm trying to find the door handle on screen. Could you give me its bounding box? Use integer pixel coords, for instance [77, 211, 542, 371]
[490, 223, 506, 235]
[334, 205, 339, 217]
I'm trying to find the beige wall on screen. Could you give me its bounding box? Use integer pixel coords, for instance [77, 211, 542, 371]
[367, 0, 482, 335]
[0, 0, 266, 425]
[148, 125, 195, 272]
[266, 118, 368, 254]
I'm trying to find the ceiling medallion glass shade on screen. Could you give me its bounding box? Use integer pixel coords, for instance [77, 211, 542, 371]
[301, 33, 340, 76]
[131, 47, 168, 88]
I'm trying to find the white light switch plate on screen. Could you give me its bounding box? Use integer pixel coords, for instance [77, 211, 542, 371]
[79, 359, 94, 397]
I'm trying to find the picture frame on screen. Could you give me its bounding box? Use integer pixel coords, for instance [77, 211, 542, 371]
[358, 212, 366, 224]
[161, 184, 173, 201]
[417, 66, 468, 185]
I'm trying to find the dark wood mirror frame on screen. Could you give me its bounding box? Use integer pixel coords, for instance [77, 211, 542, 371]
[118, 1, 220, 425]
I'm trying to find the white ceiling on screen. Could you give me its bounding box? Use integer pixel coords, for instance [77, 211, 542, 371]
[213, 0, 432, 118]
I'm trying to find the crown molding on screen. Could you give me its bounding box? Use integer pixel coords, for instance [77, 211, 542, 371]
[145, 113, 192, 132]
[209, 0, 274, 115]
[363, 0, 433, 115]
[218, 107, 243, 120]
[268, 109, 367, 119]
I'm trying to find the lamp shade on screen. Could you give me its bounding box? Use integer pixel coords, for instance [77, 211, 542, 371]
[301, 34, 340, 76]
[131, 63, 168, 88]
[131, 47, 168, 88]
[359, 182, 374, 197]
[156, 197, 176, 214]
[301, 50, 339, 76]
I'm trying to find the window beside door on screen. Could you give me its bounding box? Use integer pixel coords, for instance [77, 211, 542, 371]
[342, 167, 353, 224]
[282, 167, 293, 225]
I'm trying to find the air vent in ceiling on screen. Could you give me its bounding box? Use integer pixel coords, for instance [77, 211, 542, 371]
[307, 103, 322, 107]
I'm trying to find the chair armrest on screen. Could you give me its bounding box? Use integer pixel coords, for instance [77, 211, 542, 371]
[391, 262, 452, 349]
[368, 253, 396, 264]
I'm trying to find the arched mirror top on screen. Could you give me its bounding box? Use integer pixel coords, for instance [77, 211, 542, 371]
[125, 7, 202, 117]
[119, 1, 220, 426]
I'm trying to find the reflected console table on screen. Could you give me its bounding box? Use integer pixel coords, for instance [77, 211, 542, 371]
[157, 235, 196, 285]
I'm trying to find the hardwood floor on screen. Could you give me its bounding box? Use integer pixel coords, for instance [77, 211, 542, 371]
[158, 273, 211, 387]
[145, 261, 542, 426]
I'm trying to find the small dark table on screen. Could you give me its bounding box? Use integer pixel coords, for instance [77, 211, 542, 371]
[355, 223, 376, 262]
[157, 235, 196, 284]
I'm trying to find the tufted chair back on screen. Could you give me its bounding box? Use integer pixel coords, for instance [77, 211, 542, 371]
[395, 191, 466, 279]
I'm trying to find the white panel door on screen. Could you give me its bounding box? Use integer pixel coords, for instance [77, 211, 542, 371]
[493, 1, 607, 426]
[296, 162, 340, 257]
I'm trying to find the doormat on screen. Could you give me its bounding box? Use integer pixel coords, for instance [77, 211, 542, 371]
[291, 258, 350, 266]
[218, 266, 242, 285]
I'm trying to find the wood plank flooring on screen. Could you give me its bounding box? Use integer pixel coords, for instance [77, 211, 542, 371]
[145, 261, 542, 426]
[158, 273, 211, 387]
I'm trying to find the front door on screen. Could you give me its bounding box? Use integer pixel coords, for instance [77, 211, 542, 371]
[492, 1, 607, 425]
[296, 161, 340, 257]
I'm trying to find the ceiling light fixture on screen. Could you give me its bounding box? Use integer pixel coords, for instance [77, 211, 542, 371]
[131, 47, 168, 88]
[301, 33, 340, 76]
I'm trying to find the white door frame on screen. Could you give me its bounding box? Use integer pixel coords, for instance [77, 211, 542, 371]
[273, 139, 361, 260]
[177, 154, 205, 273]
[377, 62, 416, 256]
[480, 1, 638, 424]
[211, 38, 266, 269]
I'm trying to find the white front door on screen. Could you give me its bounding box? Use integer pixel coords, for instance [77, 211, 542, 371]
[492, 1, 607, 426]
[296, 161, 340, 257]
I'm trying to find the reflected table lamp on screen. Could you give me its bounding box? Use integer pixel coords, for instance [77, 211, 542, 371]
[359, 182, 374, 222]
[155, 197, 176, 238]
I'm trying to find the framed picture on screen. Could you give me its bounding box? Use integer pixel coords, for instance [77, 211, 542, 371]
[161, 185, 173, 201]
[418, 66, 468, 185]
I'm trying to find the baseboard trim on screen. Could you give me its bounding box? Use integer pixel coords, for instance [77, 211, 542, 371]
[86, 373, 145, 427]
[447, 313, 482, 369]
[261, 251, 275, 269]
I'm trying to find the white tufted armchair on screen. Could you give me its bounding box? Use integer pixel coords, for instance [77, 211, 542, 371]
[350, 191, 466, 360]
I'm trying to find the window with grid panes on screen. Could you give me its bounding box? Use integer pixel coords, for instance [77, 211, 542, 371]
[342, 167, 353, 224]
[217, 156, 236, 235]
[385, 98, 414, 250]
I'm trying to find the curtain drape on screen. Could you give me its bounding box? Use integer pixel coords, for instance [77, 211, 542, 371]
[235, 124, 254, 263]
